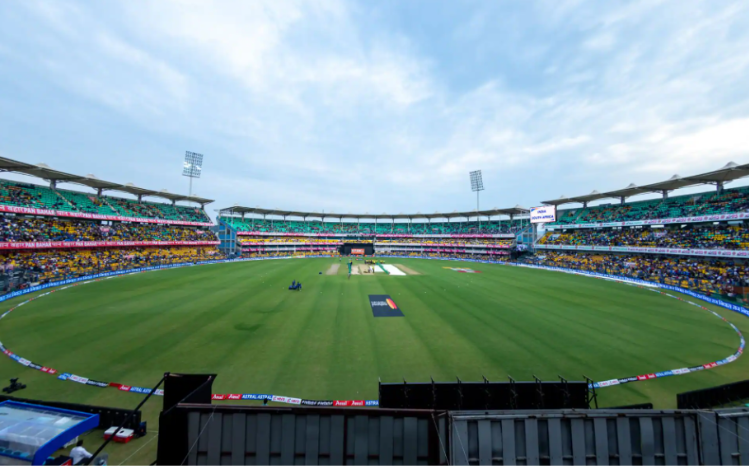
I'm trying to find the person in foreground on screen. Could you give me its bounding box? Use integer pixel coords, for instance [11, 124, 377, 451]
[70, 440, 93, 465]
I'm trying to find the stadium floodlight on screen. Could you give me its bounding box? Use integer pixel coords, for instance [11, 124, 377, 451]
[470, 170, 485, 229]
[183, 151, 204, 197]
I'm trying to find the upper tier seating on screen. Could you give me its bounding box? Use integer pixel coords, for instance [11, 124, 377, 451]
[0, 180, 210, 223]
[549, 186, 749, 226]
[222, 217, 527, 235]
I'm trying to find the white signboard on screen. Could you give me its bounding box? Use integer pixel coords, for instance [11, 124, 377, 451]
[530, 206, 556, 224]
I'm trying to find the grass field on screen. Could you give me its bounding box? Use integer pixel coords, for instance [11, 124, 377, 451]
[1, 257, 748, 464]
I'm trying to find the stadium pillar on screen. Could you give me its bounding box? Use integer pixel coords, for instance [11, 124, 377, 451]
[97, 188, 103, 197]
[582, 202, 587, 208]
[620, 196, 626, 204]
[138, 195, 142, 203]
[662, 190, 669, 199]
[49, 179, 56, 189]
[716, 181, 724, 195]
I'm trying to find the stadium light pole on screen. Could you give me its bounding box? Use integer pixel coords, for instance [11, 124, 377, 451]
[470, 170, 484, 230]
[183, 151, 204, 197]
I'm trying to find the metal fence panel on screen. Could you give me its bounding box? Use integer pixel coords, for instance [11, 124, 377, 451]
[448, 410, 703, 465]
[177, 407, 441, 465]
[713, 409, 749, 465]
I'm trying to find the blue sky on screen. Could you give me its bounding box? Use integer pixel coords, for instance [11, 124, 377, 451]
[1, 0, 749, 217]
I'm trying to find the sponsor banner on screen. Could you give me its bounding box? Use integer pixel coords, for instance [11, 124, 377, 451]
[212, 394, 227, 400]
[271, 395, 301, 404]
[227, 394, 242, 400]
[548, 211, 749, 230]
[368, 295, 404, 318]
[597, 379, 620, 388]
[671, 368, 690, 375]
[69, 375, 89, 384]
[374, 243, 513, 249]
[0, 240, 219, 250]
[86, 379, 109, 388]
[0, 204, 213, 227]
[301, 400, 334, 406]
[235, 230, 514, 239]
[58, 373, 71, 381]
[332, 400, 367, 407]
[241, 394, 272, 400]
[350, 248, 365, 255]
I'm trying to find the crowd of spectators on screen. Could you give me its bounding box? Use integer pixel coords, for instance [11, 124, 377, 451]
[223, 217, 528, 235]
[1, 247, 224, 284]
[539, 224, 749, 250]
[377, 238, 513, 246]
[237, 237, 340, 245]
[550, 186, 749, 226]
[0, 180, 210, 223]
[235, 236, 515, 246]
[0, 215, 216, 243]
[520, 252, 749, 297]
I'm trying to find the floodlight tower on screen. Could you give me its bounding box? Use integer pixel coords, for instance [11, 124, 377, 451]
[183, 151, 203, 197]
[469, 170, 484, 230]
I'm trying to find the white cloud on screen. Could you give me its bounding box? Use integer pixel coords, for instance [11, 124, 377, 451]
[2, 0, 749, 213]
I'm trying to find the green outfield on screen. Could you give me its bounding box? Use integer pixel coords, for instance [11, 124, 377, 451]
[1, 257, 748, 464]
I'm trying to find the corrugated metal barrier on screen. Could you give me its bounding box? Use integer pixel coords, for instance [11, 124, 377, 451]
[700, 409, 749, 466]
[158, 405, 749, 465]
[449, 409, 749, 465]
[159, 405, 446, 465]
[449, 410, 701, 465]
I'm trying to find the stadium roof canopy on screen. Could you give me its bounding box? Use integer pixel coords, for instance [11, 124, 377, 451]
[219, 205, 529, 220]
[0, 155, 213, 205]
[541, 162, 749, 206]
